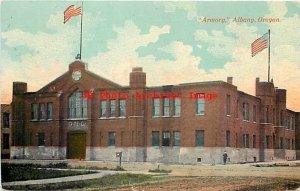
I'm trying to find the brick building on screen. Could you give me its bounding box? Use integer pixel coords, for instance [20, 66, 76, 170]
[10, 60, 299, 163]
[1, 104, 11, 159]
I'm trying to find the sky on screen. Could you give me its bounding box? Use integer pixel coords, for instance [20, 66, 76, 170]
[1, 1, 300, 111]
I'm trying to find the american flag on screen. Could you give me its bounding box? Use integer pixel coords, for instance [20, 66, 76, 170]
[251, 32, 269, 57]
[64, 5, 82, 24]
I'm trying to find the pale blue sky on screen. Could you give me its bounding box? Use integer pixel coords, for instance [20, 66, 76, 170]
[1, 1, 283, 69]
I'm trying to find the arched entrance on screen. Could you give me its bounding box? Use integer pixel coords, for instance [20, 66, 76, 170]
[67, 131, 86, 159]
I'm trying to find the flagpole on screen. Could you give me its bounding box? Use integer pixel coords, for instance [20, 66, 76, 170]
[268, 29, 270, 82]
[79, 1, 83, 60]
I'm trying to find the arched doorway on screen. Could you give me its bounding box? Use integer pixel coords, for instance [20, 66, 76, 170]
[67, 131, 86, 159]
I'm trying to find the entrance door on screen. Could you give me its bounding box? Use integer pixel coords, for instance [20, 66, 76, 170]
[67, 131, 86, 159]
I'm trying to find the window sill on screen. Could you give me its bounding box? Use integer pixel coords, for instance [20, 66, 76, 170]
[30, 119, 39, 122]
[285, 128, 292, 131]
[172, 115, 180, 118]
[242, 120, 250, 123]
[47, 119, 53, 121]
[67, 118, 88, 120]
[226, 115, 231, 117]
[107, 146, 116, 148]
[162, 116, 171, 118]
[99, 117, 126, 120]
[260, 123, 273, 125]
[195, 114, 205, 116]
[152, 116, 160, 118]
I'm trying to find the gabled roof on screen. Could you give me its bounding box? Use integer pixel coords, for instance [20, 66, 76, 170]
[37, 72, 68, 93]
[85, 70, 122, 88]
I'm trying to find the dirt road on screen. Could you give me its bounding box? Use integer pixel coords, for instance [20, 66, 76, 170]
[115, 177, 300, 191]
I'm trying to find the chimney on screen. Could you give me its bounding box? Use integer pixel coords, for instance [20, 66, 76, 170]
[13, 82, 27, 95]
[130, 67, 146, 88]
[227, 77, 233, 84]
[256, 77, 260, 84]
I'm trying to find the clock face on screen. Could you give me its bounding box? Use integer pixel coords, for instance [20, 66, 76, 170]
[72, 70, 82, 81]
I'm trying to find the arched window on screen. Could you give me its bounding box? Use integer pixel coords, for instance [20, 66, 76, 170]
[68, 91, 87, 119]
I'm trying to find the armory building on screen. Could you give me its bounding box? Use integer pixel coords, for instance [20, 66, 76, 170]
[10, 60, 300, 164]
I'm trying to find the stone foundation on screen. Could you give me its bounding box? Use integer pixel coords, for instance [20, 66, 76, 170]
[86, 147, 145, 162]
[10, 146, 66, 160]
[86, 147, 297, 164]
[10, 146, 296, 163]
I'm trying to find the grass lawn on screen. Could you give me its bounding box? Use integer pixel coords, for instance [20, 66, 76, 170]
[3, 173, 158, 190]
[1, 163, 95, 182]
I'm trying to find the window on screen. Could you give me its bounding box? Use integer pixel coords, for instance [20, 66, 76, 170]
[109, 100, 116, 117]
[31, 103, 38, 120]
[138, 131, 142, 146]
[292, 139, 294, 149]
[47, 103, 53, 120]
[39, 103, 46, 120]
[253, 135, 256, 148]
[108, 132, 116, 146]
[265, 135, 270, 149]
[174, 98, 181, 116]
[153, 98, 160, 117]
[162, 131, 170, 146]
[100, 100, 107, 118]
[235, 100, 238, 118]
[196, 98, 205, 115]
[173, 131, 180, 146]
[163, 98, 170, 117]
[195, 130, 204, 147]
[68, 91, 87, 119]
[3, 112, 9, 128]
[280, 137, 284, 149]
[226, 130, 230, 147]
[253, 105, 256, 122]
[279, 110, 284, 126]
[264, 106, 269, 123]
[290, 116, 293, 129]
[226, 95, 231, 116]
[243, 134, 249, 148]
[272, 108, 276, 124]
[50, 133, 53, 146]
[152, 131, 160, 146]
[121, 131, 124, 146]
[242, 102, 249, 121]
[119, 99, 126, 117]
[2, 133, 9, 149]
[285, 138, 290, 149]
[286, 115, 290, 129]
[38, 133, 45, 146]
[99, 132, 102, 145]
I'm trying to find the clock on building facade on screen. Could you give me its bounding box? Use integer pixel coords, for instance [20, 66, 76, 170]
[72, 70, 81, 81]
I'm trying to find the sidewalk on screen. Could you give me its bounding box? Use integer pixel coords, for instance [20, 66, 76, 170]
[1, 169, 165, 187]
[2, 170, 118, 187]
